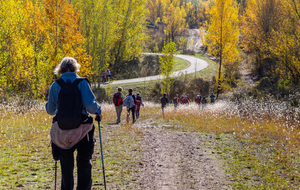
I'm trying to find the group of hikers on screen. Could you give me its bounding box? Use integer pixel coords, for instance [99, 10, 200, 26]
[162, 92, 215, 108]
[172, 93, 215, 107]
[113, 89, 216, 124]
[112, 87, 144, 124]
[161, 92, 216, 116]
[45, 56, 217, 190]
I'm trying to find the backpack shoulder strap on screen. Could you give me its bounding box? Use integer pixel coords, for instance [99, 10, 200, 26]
[72, 77, 87, 86]
[56, 78, 66, 88]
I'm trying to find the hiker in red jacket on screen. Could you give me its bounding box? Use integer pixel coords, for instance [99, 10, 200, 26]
[113, 87, 124, 124]
[195, 93, 202, 108]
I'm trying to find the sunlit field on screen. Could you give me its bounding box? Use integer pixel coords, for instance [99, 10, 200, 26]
[0, 98, 299, 189]
[0, 100, 143, 189]
[160, 99, 300, 189]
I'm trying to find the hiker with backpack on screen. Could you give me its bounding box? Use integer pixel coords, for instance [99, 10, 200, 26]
[173, 94, 179, 109]
[210, 93, 215, 103]
[181, 94, 189, 105]
[195, 93, 202, 108]
[102, 72, 107, 83]
[106, 69, 112, 81]
[46, 57, 102, 190]
[161, 93, 169, 118]
[202, 96, 208, 108]
[113, 87, 124, 124]
[123, 88, 136, 123]
[135, 93, 144, 119]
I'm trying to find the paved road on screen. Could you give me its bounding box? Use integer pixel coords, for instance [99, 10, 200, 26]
[110, 53, 208, 85]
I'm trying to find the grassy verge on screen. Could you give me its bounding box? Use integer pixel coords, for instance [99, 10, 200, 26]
[0, 102, 143, 189]
[207, 134, 300, 189]
[173, 57, 190, 72]
[159, 102, 300, 189]
[193, 53, 218, 81]
[0, 103, 54, 189]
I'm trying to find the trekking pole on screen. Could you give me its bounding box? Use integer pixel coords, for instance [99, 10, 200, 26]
[98, 121, 107, 190]
[54, 160, 57, 190]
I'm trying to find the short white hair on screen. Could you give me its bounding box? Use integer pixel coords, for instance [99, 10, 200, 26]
[54, 57, 81, 75]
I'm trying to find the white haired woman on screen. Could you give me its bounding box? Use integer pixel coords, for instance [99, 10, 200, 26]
[46, 57, 102, 190]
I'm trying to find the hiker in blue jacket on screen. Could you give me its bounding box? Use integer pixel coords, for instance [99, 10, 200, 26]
[46, 57, 102, 190]
[123, 88, 136, 123]
[210, 93, 215, 103]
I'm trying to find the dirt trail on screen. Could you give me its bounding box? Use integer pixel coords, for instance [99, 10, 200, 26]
[138, 128, 232, 190]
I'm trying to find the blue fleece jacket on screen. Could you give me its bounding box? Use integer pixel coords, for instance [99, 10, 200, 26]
[46, 72, 102, 115]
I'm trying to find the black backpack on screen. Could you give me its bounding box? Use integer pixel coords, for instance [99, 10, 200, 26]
[136, 95, 141, 105]
[55, 78, 86, 130]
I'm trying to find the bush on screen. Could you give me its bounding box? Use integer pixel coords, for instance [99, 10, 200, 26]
[92, 87, 109, 103]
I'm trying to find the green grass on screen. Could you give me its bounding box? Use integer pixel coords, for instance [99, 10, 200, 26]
[206, 134, 300, 189]
[173, 57, 190, 72]
[0, 102, 143, 189]
[193, 53, 218, 80]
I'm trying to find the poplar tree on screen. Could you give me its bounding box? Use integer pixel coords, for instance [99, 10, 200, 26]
[270, 0, 300, 84]
[206, 0, 239, 98]
[159, 41, 177, 94]
[241, 0, 281, 78]
[163, 3, 187, 42]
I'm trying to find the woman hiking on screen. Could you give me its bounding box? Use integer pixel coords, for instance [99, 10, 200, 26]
[46, 57, 102, 190]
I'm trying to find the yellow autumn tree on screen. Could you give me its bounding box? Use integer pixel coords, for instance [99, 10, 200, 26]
[206, 0, 240, 98]
[22, 0, 51, 97]
[241, 0, 282, 78]
[159, 41, 177, 94]
[74, 0, 148, 83]
[163, 3, 187, 42]
[44, 0, 92, 79]
[148, 0, 160, 25]
[0, 0, 32, 94]
[270, 0, 300, 84]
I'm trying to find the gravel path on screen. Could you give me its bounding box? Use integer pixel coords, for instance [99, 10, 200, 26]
[110, 54, 208, 85]
[138, 128, 232, 190]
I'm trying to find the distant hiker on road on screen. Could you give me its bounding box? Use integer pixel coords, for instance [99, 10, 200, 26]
[113, 87, 124, 124]
[210, 93, 215, 103]
[135, 93, 144, 119]
[46, 57, 102, 190]
[161, 93, 169, 118]
[123, 88, 136, 123]
[102, 72, 107, 83]
[106, 69, 112, 80]
[173, 94, 179, 109]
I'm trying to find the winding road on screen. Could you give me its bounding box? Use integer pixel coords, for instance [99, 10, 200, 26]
[110, 53, 208, 85]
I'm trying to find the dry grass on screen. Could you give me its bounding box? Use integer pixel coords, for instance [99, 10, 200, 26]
[155, 99, 300, 189]
[0, 100, 143, 189]
[0, 97, 299, 189]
